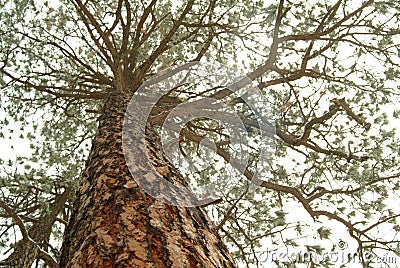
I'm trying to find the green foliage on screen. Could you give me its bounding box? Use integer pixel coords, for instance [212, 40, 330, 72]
[1, 0, 400, 267]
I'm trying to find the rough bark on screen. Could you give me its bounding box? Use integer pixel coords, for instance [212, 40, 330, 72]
[59, 95, 236, 267]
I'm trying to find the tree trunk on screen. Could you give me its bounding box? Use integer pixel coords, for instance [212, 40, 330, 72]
[59, 96, 236, 267]
[0, 189, 69, 267]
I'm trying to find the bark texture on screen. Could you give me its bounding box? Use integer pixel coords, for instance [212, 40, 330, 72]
[59, 96, 236, 267]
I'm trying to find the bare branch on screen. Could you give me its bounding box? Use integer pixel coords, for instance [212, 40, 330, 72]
[0, 200, 29, 243]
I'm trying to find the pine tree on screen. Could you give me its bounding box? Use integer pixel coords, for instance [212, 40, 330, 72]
[1, 0, 400, 267]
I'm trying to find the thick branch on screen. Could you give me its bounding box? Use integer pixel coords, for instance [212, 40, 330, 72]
[0, 200, 29, 243]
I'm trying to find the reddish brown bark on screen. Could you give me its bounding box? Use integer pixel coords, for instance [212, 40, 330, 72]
[59, 96, 236, 267]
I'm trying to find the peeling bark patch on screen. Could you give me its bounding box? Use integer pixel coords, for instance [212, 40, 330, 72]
[95, 227, 116, 250]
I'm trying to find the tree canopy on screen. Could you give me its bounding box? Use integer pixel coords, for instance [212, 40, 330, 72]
[1, 0, 400, 267]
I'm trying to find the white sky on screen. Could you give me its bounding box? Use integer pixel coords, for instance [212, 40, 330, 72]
[1, 0, 400, 267]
